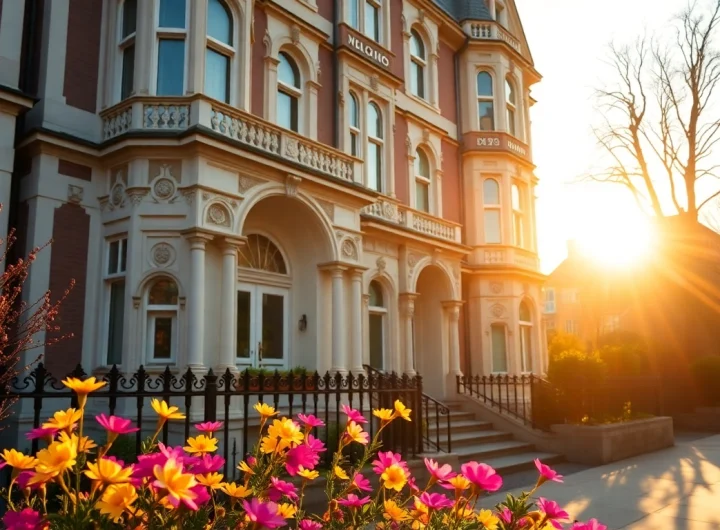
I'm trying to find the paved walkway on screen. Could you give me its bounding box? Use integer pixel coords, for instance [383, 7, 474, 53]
[482, 433, 720, 529]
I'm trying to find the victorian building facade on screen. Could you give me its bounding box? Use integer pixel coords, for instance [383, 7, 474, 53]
[1, 0, 545, 400]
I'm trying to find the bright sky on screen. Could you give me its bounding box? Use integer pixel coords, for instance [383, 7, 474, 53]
[515, 0, 689, 272]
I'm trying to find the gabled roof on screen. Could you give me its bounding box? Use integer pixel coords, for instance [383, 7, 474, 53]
[432, 0, 493, 22]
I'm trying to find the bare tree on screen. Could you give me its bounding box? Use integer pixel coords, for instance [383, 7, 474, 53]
[592, 0, 720, 219]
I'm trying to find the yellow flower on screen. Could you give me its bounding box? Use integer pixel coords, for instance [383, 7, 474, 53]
[394, 400, 412, 421]
[62, 376, 106, 408]
[84, 457, 133, 484]
[334, 465, 349, 480]
[260, 435, 279, 454]
[237, 460, 254, 475]
[278, 503, 297, 519]
[152, 457, 198, 507]
[184, 435, 218, 454]
[384, 500, 409, 523]
[97, 483, 137, 523]
[35, 438, 78, 476]
[42, 408, 82, 432]
[267, 418, 304, 449]
[1, 449, 38, 471]
[447, 475, 471, 492]
[297, 467, 319, 480]
[58, 431, 97, 453]
[221, 482, 252, 499]
[345, 421, 369, 445]
[254, 402, 278, 419]
[196, 472, 226, 490]
[381, 464, 407, 492]
[151, 399, 186, 422]
[373, 408, 395, 422]
[477, 509, 500, 530]
[26, 472, 54, 487]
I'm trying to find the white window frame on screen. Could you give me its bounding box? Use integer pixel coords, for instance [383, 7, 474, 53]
[346, 0, 387, 45]
[409, 29, 427, 100]
[512, 183, 524, 248]
[414, 148, 432, 213]
[563, 288, 579, 304]
[496, 1, 508, 27]
[368, 281, 387, 371]
[544, 288, 556, 314]
[364, 0, 382, 43]
[483, 178, 501, 244]
[103, 237, 128, 367]
[367, 100, 385, 192]
[277, 51, 303, 132]
[490, 323, 508, 374]
[205, 0, 236, 104]
[116, 0, 137, 102]
[145, 279, 180, 365]
[349, 91, 361, 157]
[506, 77, 517, 137]
[519, 303, 533, 374]
[152, 0, 190, 96]
[477, 71, 496, 131]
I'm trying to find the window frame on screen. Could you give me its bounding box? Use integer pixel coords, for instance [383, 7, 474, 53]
[490, 323, 508, 374]
[414, 148, 432, 213]
[277, 51, 302, 132]
[367, 101, 384, 192]
[483, 178, 502, 244]
[506, 77, 517, 137]
[145, 278, 180, 365]
[116, 0, 137, 102]
[349, 91, 361, 158]
[477, 71, 496, 131]
[205, 0, 235, 104]
[512, 183, 524, 248]
[409, 28, 427, 100]
[565, 319, 578, 335]
[103, 237, 128, 367]
[364, 0, 382, 43]
[544, 288, 556, 314]
[368, 280, 387, 370]
[153, 0, 190, 96]
[519, 302, 533, 374]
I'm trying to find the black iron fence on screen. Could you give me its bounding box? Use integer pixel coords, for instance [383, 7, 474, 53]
[4, 363, 446, 478]
[457, 374, 663, 432]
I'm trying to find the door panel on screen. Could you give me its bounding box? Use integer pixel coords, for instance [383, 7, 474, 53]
[236, 289, 252, 362]
[237, 284, 288, 369]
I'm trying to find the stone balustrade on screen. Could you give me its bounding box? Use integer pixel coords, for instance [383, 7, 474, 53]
[465, 21, 522, 54]
[481, 246, 539, 271]
[362, 200, 461, 244]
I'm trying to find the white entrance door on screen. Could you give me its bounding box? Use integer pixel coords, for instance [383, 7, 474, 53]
[236, 283, 289, 369]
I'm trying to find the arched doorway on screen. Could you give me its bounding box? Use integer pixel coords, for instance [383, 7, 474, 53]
[414, 264, 454, 398]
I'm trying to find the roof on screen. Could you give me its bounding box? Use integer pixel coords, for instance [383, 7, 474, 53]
[432, 0, 493, 22]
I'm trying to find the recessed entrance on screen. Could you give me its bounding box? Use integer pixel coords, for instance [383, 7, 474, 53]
[236, 283, 289, 369]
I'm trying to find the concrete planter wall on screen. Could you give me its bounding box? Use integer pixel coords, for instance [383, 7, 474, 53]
[551, 417, 674, 466]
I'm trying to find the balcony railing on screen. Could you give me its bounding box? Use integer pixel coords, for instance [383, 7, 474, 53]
[361, 199, 462, 244]
[480, 246, 540, 271]
[464, 21, 522, 54]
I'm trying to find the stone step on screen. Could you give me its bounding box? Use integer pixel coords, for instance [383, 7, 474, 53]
[448, 430, 515, 448]
[425, 410, 476, 424]
[482, 452, 565, 475]
[452, 439, 535, 460]
[428, 419, 494, 434]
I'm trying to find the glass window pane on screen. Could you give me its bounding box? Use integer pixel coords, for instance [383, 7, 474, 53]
[107, 280, 125, 365]
[368, 143, 381, 191]
[410, 30, 425, 58]
[236, 290, 251, 358]
[519, 302, 531, 322]
[261, 293, 284, 360]
[121, 45, 135, 100]
[159, 0, 186, 28]
[238, 234, 287, 274]
[508, 108, 516, 136]
[349, 92, 358, 127]
[351, 132, 358, 157]
[479, 102, 495, 131]
[512, 184, 521, 209]
[410, 62, 424, 98]
[152, 317, 173, 359]
[491, 324, 507, 372]
[369, 281, 384, 307]
[149, 279, 178, 305]
[506, 79, 515, 104]
[483, 179, 499, 205]
[122, 0, 137, 38]
[278, 52, 299, 88]
[277, 92, 298, 131]
[521, 326, 532, 372]
[207, 0, 232, 44]
[416, 181, 429, 212]
[157, 39, 185, 95]
[365, 3, 379, 41]
[109, 241, 119, 274]
[120, 239, 128, 272]
[349, 0, 359, 28]
[369, 313, 384, 370]
[514, 213, 524, 247]
[484, 210, 501, 244]
[205, 48, 229, 102]
[477, 72, 493, 96]
[415, 150, 429, 178]
[368, 103, 381, 138]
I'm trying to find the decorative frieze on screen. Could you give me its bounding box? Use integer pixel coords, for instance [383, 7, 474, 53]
[151, 242, 176, 267]
[144, 104, 190, 130]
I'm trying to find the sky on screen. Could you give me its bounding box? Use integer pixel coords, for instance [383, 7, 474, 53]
[515, 0, 690, 272]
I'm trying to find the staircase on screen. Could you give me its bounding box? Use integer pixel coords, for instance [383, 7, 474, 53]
[428, 401, 563, 475]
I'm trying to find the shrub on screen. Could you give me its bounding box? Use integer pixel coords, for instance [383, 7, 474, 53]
[691, 356, 720, 405]
[547, 349, 607, 388]
[597, 331, 649, 376]
[547, 331, 585, 360]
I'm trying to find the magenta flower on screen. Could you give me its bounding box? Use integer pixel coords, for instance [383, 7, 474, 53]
[191, 454, 225, 474]
[299, 520, 323, 530]
[424, 458, 456, 483]
[285, 444, 319, 476]
[306, 434, 326, 453]
[337, 494, 371, 508]
[535, 458, 564, 485]
[407, 475, 420, 493]
[460, 461, 503, 492]
[191, 484, 211, 507]
[372, 451, 408, 475]
[25, 426, 58, 441]
[195, 421, 223, 434]
[269, 477, 298, 501]
[16, 471, 44, 492]
[3, 508, 45, 530]
[242, 499, 286, 530]
[96, 414, 140, 441]
[571, 519, 607, 530]
[341, 404, 367, 424]
[247, 455, 257, 466]
[297, 413, 325, 429]
[537, 498, 570, 529]
[499, 507, 513, 523]
[351, 473, 372, 492]
[418, 492, 454, 510]
[0, 462, 5, 471]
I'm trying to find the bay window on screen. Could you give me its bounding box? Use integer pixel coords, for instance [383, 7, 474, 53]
[512, 183, 524, 247]
[105, 238, 128, 365]
[365, 0, 381, 42]
[349, 92, 360, 157]
[483, 178, 501, 244]
[156, 0, 188, 96]
[506, 78, 517, 137]
[205, 0, 234, 103]
[118, 0, 137, 100]
[367, 102, 384, 191]
[477, 72, 495, 131]
[414, 148, 431, 212]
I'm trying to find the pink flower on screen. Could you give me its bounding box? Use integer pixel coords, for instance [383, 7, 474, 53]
[407, 476, 420, 493]
[571, 519, 607, 530]
[537, 498, 570, 530]
[372, 451, 408, 475]
[535, 459, 564, 485]
[242, 499, 286, 529]
[337, 494, 371, 508]
[299, 520, 323, 530]
[96, 414, 140, 441]
[351, 473, 372, 492]
[195, 421, 223, 434]
[270, 477, 298, 501]
[191, 484, 211, 507]
[341, 404, 367, 424]
[286, 444, 319, 476]
[460, 461, 503, 492]
[424, 458, 456, 482]
[499, 507, 513, 523]
[247, 456, 257, 466]
[306, 434, 326, 453]
[297, 413, 325, 428]
[418, 492, 454, 510]
[0, 461, 5, 471]
[191, 454, 225, 474]
[25, 427, 58, 441]
[16, 472, 41, 491]
[3, 508, 45, 530]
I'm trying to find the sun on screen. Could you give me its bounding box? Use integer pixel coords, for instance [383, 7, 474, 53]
[575, 210, 656, 268]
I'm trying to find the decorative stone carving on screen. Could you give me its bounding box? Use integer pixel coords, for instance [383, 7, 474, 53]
[285, 138, 300, 159]
[290, 25, 301, 45]
[316, 199, 335, 221]
[432, 249, 441, 264]
[151, 243, 176, 267]
[239, 175, 265, 194]
[376, 256, 386, 272]
[337, 91, 345, 106]
[369, 74, 379, 91]
[67, 185, 83, 204]
[180, 189, 195, 205]
[418, 8, 425, 23]
[406, 135, 413, 156]
[316, 61, 322, 78]
[110, 183, 125, 209]
[407, 252, 420, 271]
[490, 281, 503, 294]
[491, 303, 505, 318]
[341, 239, 358, 261]
[207, 203, 232, 227]
[127, 188, 149, 206]
[423, 128, 430, 143]
[153, 178, 175, 200]
[263, 29, 272, 56]
[286, 175, 301, 197]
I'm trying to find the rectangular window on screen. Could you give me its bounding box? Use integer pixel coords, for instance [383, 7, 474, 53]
[411, 63, 424, 99]
[261, 293, 284, 360]
[108, 238, 128, 275]
[277, 92, 298, 132]
[365, 2, 380, 42]
[159, 0, 187, 28]
[121, 45, 135, 100]
[508, 108, 516, 136]
[349, 0, 359, 28]
[563, 289, 579, 303]
[565, 320, 578, 335]
[150, 315, 174, 360]
[544, 288, 556, 314]
[157, 39, 185, 95]
[416, 180, 429, 212]
[520, 325, 532, 373]
[478, 102, 495, 131]
[122, 0, 137, 38]
[106, 280, 126, 365]
[368, 142, 382, 191]
[491, 324, 507, 373]
[484, 210, 501, 244]
[205, 48, 230, 103]
[513, 212, 524, 247]
[369, 313, 384, 370]
[350, 132, 358, 157]
[237, 291, 251, 359]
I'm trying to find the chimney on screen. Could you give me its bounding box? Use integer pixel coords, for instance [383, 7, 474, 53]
[567, 239, 579, 259]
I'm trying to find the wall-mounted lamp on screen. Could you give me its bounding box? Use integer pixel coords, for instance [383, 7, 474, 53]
[298, 314, 308, 332]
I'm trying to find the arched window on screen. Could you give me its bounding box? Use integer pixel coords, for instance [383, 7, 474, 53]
[156, 0, 187, 95]
[368, 280, 386, 370]
[365, 0, 381, 42]
[205, 0, 234, 103]
[238, 234, 287, 274]
[483, 179, 501, 244]
[367, 102, 384, 191]
[512, 183, 524, 247]
[277, 52, 301, 132]
[349, 91, 360, 157]
[491, 323, 507, 373]
[414, 148, 431, 212]
[519, 301, 533, 373]
[118, 0, 137, 100]
[477, 72, 495, 131]
[410, 29, 426, 99]
[506, 78, 517, 137]
[146, 278, 179, 363]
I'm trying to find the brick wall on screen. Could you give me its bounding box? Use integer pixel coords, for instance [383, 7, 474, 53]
[44, 204, 90, 376]
[438, 41, 457, 122]
[441, 139, 460, 222]
[317, 0, 333, 21]
[317, 45, 335, 146]
[393, 113, 409, 204]
[63, 0, 102, 112]
[251, 5, 268, 117]
[58, 159, 92, 181]
[390, 0, 404, 82]
[20, 0, 44, 96]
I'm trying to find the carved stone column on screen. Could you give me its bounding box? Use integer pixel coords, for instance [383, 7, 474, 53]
[183, 230, 214, 369]
[399, 293, 417, 375]
[444, 301, 463, 377]
[217, 237, 245, 372]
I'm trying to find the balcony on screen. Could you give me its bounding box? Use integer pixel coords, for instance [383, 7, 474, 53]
[464, 21, 522, 55]
[475, 245, 540, 272]
[462, 131, 532, 164]
[100, 96, 358, 185]
[361, 199, 462, 244]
